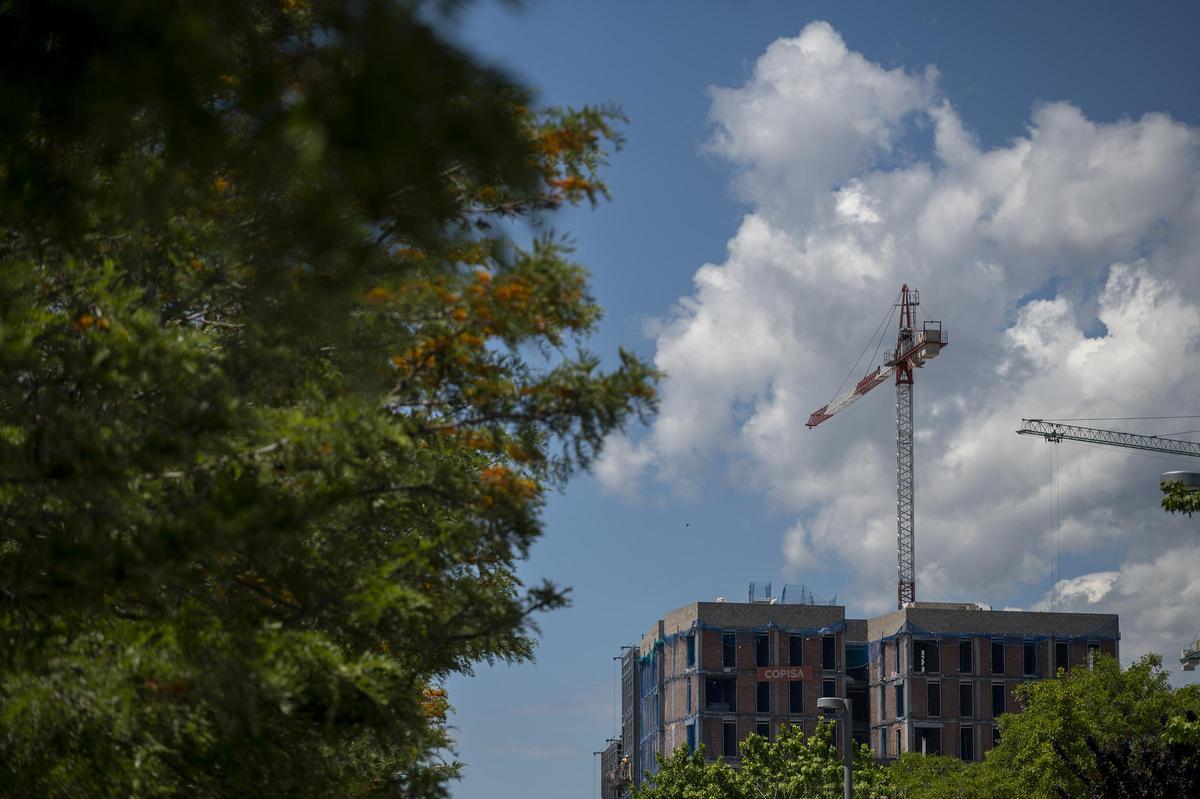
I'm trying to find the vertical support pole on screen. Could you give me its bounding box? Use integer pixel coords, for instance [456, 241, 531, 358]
[843, 698, 853, 799]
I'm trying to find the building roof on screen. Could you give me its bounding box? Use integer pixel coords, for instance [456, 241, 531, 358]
[641, 601, 846, 652]
[867, 605, 1119, 641]
[633, 599, 1118, 655]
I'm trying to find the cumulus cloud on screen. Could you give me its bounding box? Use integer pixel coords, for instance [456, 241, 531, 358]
[597, 21, 1200, 672]
[1033, 546, 1200, 675]
[707, 21, 937, 220]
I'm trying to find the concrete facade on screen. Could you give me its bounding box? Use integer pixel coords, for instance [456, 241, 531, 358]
[603, 598, 1119, 795]
[613, 600, 853, 795]
[868, 603, 1119, 761]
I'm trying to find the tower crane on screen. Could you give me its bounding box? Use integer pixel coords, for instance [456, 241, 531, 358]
[806, 285, 947, 609]
[1016, 418, 1200, 671]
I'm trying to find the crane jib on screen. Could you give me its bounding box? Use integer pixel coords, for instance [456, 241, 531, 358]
[1016, 420, 1200, 458]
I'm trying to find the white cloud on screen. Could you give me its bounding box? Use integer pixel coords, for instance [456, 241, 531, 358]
[598, 21, 1200, 671]
[707, 21, 936, 221]
[593, 433, 654, 498]
[1033, 547, 1200, 682]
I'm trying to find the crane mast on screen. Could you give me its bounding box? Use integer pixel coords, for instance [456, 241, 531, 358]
[895, 286, 918, 608]
[807, 284, 947, 609]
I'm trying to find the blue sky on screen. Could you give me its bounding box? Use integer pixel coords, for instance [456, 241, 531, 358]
[446, 3, 1200, 798]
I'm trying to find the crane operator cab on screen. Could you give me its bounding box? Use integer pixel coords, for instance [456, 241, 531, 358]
[916, 320, 945, 362]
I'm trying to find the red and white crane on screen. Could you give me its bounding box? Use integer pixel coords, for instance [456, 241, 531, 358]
[806, 285, 947, 609]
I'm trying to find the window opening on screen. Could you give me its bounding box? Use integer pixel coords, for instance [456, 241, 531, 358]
[991, 640, 1005, 674]
[848, 686, 867, 723]
[686, 634, 695, 668]
[895, 684, 905, 717]
[789, 680, 803, 714]
[822, 635, 836, 670]
[959, 638, 972, 673]
[846, 643, 869, 682]
[914, 640, 939, 673]
[705, 678, 736, 712]
[822, 678, 836, 699]
[959, 682, 973, 716]
[722, 633, 736, 668]
[756, 721, 770, 740]
[756, 633, 770, 667]
[960, 727, 973, 761]
[1023, 641, 1037, 676]
[723, 721, 737, 759]
[991, 683, 1005, 717]
[789, 635, 803, 666]
[756, 681, 769, 714]
[1055, 641, 1069, 674]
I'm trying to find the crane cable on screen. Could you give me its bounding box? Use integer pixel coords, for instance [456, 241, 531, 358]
[1053, 441, 1061, 610]
[829, 289, 901, 403]
[1048, 441, 1060, 611]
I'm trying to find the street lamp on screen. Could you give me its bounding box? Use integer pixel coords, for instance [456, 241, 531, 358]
[817, 696, 853, 799]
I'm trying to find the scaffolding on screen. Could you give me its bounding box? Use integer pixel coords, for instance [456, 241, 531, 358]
[780, 583, 838, 606]
[747, 582, 838, 605]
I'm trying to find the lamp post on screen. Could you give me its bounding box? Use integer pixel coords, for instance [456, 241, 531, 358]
[817, 696, 853, 799]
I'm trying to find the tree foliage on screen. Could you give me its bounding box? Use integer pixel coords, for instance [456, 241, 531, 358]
[0, 1, 655, 796]
[885, 753, 976, 799]
[635, 722, 893, 799]
[1161, 480, 1200, 517]
[973, 654, 1200, 799]
[1050, 713, 1200, 799]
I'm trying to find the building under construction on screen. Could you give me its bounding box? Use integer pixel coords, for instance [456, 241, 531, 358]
[600, 586, 1118, 797]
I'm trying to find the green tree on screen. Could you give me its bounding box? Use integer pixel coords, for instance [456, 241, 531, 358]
[1050, 713, 1200, 799]
[1161, 480, 1200, 516]
[0, 1, 655, 796]
[633, 747, 743, 799]
[886, 753, 978, 799]
[636, 722, 894, 799]
[976, 654, 1200, 799]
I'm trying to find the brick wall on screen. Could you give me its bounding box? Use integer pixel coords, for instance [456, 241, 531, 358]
[1005, 640, 1022, 677]
[700, 629, 723, 671]
[979, 636, 993, 675]
[736, 675, 756, 719]
[910, 676, 927, 717]
[663, 674, 689, 725]
[940, 639, 959, 676]
[941, 679, 957, 720]
[701, 717, 724, 757]
[1070, 640, 1088, 670]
